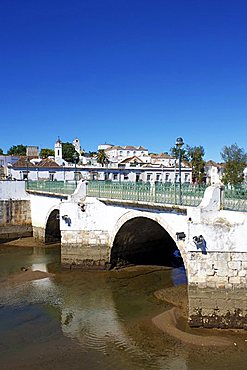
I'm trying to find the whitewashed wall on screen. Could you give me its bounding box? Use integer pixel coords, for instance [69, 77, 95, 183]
[0, 180, 29, 200]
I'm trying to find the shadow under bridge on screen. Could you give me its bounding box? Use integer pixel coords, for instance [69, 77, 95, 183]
[45, 209, 61, 244]
[110, 217, 184, 269]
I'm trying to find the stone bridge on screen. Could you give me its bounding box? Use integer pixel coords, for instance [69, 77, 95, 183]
[27, 180, 247, 330]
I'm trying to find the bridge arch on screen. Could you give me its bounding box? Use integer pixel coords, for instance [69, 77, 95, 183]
[45, 207, 61, 243]
[109, 211, 187, 271]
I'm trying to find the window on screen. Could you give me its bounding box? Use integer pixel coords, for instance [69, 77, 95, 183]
[113, 173, 118, 180]
[147, 174, 152, 181]
[165, 173, 169, 182]
[156, 173, 161, 181]
[185, 173, 190, 182]
[124, 174, 128, 180]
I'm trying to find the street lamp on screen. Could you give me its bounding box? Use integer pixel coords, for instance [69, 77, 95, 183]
[25, 157, 29, 181]
[73, 152, 79, 185]
[176, 137, 184, 205]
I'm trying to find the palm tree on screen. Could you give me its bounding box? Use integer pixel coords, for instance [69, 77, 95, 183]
[96, 149, 109, 167]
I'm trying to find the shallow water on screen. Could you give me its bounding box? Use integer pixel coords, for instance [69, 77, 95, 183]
[0, 245, 246, 370]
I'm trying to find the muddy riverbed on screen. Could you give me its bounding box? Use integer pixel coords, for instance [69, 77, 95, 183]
[0, 238, 246, 370]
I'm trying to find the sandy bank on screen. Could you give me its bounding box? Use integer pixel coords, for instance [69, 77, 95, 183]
[1, 270, 54, 285]
[1, 236, 60, 248]
[154, 284, 188, 318]
[152, 307, 233, 347]
[153, 285, 234, 347]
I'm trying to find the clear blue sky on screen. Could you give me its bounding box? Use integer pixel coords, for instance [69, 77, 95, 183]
[1, 0, 247, 161]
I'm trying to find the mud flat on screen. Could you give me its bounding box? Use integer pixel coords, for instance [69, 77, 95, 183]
[153, 285, 234, 347]
[1, 236, 60, 248]
[1, 270, 55, 285]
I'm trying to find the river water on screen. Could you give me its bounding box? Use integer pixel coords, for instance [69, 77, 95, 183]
[0, 244, 246, 370]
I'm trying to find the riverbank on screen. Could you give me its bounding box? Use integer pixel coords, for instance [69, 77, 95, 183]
[153, 286, 239, 347]
[1, 236, 60, 248]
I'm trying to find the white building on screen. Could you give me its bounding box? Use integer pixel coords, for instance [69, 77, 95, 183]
[104, 145, 149, 163]
[150, 153, 175, 167]
[54, 138, 64, 166]
[204, 160, 223, 185]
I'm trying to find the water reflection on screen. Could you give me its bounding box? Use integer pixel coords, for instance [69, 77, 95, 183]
[1, 246, 245, 370]
[0, 246, 189, 369]
[32, 263, 48, 272]
[172, 266, 187, 286]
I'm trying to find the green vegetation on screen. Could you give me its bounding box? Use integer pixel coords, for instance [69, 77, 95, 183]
[187, 145, 205, 184]
[39, 148, 55, 158]
[170, 146, 188, 162]
[221, 143, 247, 186]
[170, 144, 205, 184]
[62, 142, 76, 162]
[96, 149, 109, 167]
[7, 144, 26, 156]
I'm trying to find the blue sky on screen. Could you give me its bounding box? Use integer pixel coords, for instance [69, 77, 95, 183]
[1, 0, 247, 161]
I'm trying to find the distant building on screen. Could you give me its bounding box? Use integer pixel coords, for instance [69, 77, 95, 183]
[73, 138, 81, 154]
[26, 146, 39, 157]
[54, 137, 64, 166]
[150, 153, 175, 167]
[0, 155, 20, 179]
[204, 160, 223, 185]
[104, 145, 149, 163]
[98, 143, 113, 151]
[8, 138, 193, 183]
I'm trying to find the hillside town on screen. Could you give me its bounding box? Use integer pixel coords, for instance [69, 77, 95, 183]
[0, 137, 230, 185]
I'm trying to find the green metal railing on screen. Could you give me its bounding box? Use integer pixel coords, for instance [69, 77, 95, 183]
[26, 181, 77, 195]
[87, 181, 207, 207]
[222, 186, 247, 212]
[25, 180, 247, 211]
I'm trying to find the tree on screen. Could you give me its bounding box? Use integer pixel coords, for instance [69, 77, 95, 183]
[187, 145, 205, 184]
[96, 149, 109, 167]
[170, 146, 188, 162]
[221, 144, 247, 186]
[62, 142, 76, 162]
[0, 148, 3, 155]
[7, 144, 26, 156]
[39, 148, 55, 158]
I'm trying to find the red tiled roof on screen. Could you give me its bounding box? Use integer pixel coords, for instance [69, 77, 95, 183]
[105, 145, 148, 151]
[38, 158, 60, 168]
[119, 156, 144, 164]
[12, 157, 35, 167]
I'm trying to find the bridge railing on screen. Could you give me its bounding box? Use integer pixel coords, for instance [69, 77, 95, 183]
[222, 186, 247, 212]
[86, 181, 207, 207]
[26, 181, 77, 195]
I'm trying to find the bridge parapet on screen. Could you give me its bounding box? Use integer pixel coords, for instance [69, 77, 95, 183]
[86, 180, 206, 207]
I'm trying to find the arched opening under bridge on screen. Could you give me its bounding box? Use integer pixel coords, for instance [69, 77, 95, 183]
[45, 209, 61, 244]
[110, 217, 185, 272]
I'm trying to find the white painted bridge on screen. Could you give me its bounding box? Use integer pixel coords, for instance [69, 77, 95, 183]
[26, 180, 247, 330]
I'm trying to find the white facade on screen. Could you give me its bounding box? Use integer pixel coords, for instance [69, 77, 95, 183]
[105, 145, 149, 163]
[204, 161, 223, 185]
[54, 138, 64, 165]
[73, 138, 81, 154]
[98, 143, 113, 151]
[9, 162, 192, 184]
[150, 153, 176, 167]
